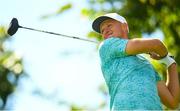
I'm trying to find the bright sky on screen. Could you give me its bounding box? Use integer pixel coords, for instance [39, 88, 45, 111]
[0, 0, 108, 111]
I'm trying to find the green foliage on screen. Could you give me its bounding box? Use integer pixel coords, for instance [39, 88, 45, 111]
[0, 27, 9, 45]
[70, 104, 85, 111]
[0, 27, 8, 38]
[87, 31, 103, 42]
[56, 3, 72, 14]
[0, 26, 24, 109]
[81, 8, 105, 20]
[41, 3, 72, 19]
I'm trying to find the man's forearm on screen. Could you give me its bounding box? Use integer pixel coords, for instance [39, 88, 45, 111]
[166, 63, 180, 103]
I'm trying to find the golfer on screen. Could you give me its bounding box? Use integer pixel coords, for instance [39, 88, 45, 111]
[92, 13, 179, 110]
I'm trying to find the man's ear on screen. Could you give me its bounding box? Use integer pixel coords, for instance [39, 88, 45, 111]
[126, 23, 129, 33]
[122, 23, 129, 33]
[124, 23, 129, 33]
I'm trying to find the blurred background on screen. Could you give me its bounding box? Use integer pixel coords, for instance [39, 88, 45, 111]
[0, 0, 180, 111]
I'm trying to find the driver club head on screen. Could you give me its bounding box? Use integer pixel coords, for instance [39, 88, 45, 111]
[7, 18, 20, 36]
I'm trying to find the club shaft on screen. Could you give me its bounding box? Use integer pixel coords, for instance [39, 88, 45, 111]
[19, 26, 98, 44]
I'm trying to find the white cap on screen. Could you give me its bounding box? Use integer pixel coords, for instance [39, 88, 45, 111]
[92, 13, 128, 33]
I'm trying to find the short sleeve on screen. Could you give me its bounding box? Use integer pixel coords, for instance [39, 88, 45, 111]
[99, 37, 129, 62]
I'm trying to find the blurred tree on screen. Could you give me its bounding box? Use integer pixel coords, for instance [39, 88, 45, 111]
[32, 84, 108, 110]
[0, 26, 24, 109]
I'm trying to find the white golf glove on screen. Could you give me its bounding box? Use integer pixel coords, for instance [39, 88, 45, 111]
[158, 54, 176, 68]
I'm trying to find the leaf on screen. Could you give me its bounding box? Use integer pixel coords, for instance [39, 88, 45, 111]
[0, 26, 9, 40]
[56, 3, 72, 14]
[41, 3, 72, 19]
[70, 104, 85, 111]
[87, 31, 103, 41]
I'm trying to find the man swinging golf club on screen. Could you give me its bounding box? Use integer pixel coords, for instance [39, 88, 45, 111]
[92, 13, 179, 110]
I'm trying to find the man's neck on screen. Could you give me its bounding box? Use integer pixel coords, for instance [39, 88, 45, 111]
[121, 33, 128, 39]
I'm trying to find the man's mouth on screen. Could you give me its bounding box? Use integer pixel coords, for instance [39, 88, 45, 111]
[104, 33, 113, 39]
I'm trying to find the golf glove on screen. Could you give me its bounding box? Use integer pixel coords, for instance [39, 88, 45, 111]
[158, 54, 176, 68]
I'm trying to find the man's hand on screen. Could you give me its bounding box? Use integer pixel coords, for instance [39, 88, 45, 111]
[158, 54, 176, 68]
[148, 52, 162, 60]
[148, 52, 176, 68]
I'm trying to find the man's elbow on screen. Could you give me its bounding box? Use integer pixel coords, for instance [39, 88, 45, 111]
[153, 39, 167, 57]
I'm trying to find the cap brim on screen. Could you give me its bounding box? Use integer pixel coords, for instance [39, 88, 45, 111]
[92, 16, 112, 33]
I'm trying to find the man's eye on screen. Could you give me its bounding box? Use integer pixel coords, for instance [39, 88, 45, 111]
[101, 29, 104, 34]
[107, 24, 112, 27]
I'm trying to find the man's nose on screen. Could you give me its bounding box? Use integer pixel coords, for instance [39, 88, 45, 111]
[104, 29, 111, 35]
[104, 27, 110, 34]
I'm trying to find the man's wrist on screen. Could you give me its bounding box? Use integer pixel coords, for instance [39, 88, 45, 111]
[158, 55, 176, 68]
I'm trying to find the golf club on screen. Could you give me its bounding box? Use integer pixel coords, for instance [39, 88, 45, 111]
[7, 18, 98, 44]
